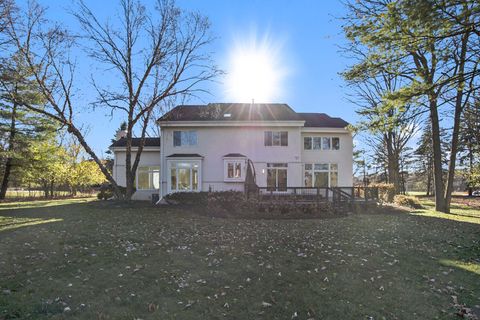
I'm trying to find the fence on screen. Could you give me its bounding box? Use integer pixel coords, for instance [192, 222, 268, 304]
[3, 189, 98, 200]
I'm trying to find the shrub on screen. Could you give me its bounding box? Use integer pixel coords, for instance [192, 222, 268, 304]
[394, 195, 423, 209]
[96, 184, 134, 200]
[369, 183, 396, 202]
[164, 192, 209, 206]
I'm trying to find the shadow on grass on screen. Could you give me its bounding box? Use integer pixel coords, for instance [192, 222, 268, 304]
[0, 216, 63, 232]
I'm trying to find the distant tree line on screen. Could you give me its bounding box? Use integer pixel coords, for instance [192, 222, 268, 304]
[343, 0, 480, 213]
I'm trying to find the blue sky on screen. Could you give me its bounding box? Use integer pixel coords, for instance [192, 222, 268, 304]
[39, 0, 354, 155]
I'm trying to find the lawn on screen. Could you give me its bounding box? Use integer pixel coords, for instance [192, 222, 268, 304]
[0, 198, 479, 319]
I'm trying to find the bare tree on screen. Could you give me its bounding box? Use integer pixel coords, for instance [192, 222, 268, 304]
[73, 0, 219, 199]
[2, 2, 126, 197]
[3, 0, 218, 200]
[347, 72, 421, 194]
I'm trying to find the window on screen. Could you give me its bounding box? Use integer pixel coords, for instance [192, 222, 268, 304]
[267, 163, 288, 191]
[303, 163, 338, 187]
[322, 137, 331, 150]
[303, 136, 340, 150]
[173, 131, 197, 147]
[313, 137, 322, 150]
[304, 137, 312, 150]
[224, 160, 244, 181]
[168, 161, 200, 192]
[136, 166, 160, 190]
[332, 137, 340, 150]
[265, 131, 288, 146]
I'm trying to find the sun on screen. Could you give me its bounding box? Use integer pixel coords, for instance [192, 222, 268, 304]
[225, 32, 288, 103]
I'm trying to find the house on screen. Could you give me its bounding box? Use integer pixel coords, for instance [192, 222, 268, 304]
[110, 103, 353, 201]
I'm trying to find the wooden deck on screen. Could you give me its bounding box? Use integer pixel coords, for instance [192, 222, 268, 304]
[246, 186, 379, 213]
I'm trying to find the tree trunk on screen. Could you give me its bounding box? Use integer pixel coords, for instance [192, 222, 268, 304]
[67, 125, 123, 199]
[444, 27, 469, 212]
[0, 103, 17, 200]
[429, 95, 447, 212]
[426, 165, 432, 196]
[49, 180, 54, 198]
[125, 120, 134, 200]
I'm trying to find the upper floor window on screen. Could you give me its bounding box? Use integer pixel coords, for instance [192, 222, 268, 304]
[265, 131, 288, 146]
[304, 136, 340, 150]
[173, 130, 197, 147]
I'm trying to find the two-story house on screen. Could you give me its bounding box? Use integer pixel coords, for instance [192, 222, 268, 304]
[110, 103, 353, 201]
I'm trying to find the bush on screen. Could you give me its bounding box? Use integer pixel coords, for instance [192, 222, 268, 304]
[96, 184, 135, 200]
[164, 192, 209, 206]
[394, 195, 423, 209]
[369, 183, 396, 202]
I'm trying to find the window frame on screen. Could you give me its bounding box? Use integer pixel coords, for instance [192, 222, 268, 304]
[136, 166, 160, 190]
[173, 130, 198, 147]
[167, 160, 202, 193]
[265, 131, 288, 147]
[223, 159, 245, 182]
[266, 163, 288, 191]
[303, 163, 338, 188]
[303, 136, 340, 151]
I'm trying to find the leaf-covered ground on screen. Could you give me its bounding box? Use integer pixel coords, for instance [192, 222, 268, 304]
[0, 198, 479, 319]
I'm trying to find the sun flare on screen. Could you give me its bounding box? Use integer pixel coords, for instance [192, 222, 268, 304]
[225, 33, 288, 103]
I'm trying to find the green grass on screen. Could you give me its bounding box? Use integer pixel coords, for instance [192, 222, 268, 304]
[411, 196, 480, 225]
[0, 198, 479, 319]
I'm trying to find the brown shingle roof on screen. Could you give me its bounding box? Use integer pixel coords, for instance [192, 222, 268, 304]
[166, 153, 203, 158]
[297, 113, 349, 128]
[110, 137, 160, 148]
[158, 103, 303, 122]
[158, 103, 349, 128]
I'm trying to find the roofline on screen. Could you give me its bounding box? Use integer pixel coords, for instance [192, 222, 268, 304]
[156, 120, 306, 127]
[301, 127, 351, 133]
[109, 146, 161, 152]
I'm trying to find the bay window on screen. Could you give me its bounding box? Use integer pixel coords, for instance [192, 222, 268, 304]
[168, 161, 201, 192]
[224, 159, 245, 182]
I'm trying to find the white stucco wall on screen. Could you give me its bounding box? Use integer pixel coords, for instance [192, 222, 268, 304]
[111, 126, 354, 200]
[159, 125, 353, 197]
[300, 131, 354, 187]
[112, 148, 161, 200]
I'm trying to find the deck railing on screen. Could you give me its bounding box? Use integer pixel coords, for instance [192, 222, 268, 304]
[249, 186, 379, 206]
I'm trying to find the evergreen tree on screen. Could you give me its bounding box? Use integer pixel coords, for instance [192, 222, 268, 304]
[458, 100, 480, 195]
[0, 52, 56, 199]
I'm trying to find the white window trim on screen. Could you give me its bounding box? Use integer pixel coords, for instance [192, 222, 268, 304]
[303, 136, 340, 151]
[167, 159, 202, 193]
[303, 163, 338, 188]
[264, 131, 288, 147]
[136, 165, 160, 191]
[223, 158, 246, 182]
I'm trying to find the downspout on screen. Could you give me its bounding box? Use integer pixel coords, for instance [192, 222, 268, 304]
[156, 127, 165, 204]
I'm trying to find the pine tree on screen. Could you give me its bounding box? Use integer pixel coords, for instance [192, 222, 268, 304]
[0, 52, 57, 199]
[459, 100, 480, 196]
